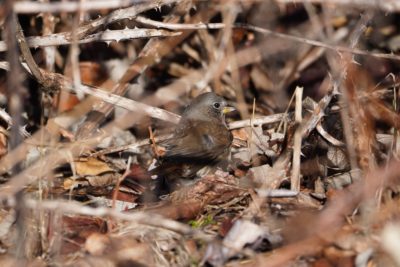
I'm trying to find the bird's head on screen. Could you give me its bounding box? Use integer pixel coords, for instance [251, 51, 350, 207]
[182, 92, 235, 122]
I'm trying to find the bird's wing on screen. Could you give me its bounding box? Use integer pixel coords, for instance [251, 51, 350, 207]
[160, 119, 231, 163]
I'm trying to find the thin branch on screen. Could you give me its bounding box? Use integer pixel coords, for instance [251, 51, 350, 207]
[291, 86, 303, 192]
[137, 17, 400, 62]
[112, 157, 132, 208]
[240, 23, 400, 62]
[0, 29, 181, 52]
[316, 120, 345, 147]
[13, 0, 171, 13]
[275, 0, 400, 12]
[29, 0, 181, 41]
[18, 198, 210, 241]
[0, 109, 30, 137]
[135, 15, 226, 30]
[228, 114, 286, 130]
[15, 18, 46, 86]
[42, 72, 181, 123]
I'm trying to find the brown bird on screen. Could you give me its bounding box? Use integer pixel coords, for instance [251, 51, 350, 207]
[150, 92, 235, 186]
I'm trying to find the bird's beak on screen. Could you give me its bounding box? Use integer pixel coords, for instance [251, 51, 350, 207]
[223, 106, 236, 114]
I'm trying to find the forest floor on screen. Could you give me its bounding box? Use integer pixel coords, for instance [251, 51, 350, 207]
[0, 0, 400, 266]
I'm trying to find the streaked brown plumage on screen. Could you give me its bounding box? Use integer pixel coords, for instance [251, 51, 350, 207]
[150, 92, 235, 182]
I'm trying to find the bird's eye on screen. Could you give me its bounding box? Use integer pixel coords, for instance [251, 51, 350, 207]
[213, 102, 221, 109]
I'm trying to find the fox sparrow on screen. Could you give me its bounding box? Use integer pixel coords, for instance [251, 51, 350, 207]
[150, 92, 235, 182]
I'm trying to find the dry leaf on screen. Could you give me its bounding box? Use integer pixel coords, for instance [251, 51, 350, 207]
[75, 157, 113, 176]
